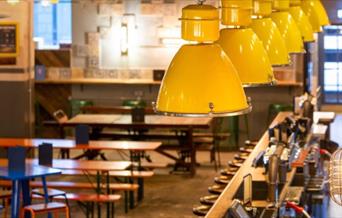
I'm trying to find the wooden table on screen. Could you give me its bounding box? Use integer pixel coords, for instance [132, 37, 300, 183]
[0, 138, 161, 151]
[0, 159, 130, 218]
[0, 164, 61, 218]
[62, 114, 213, 175]
[0, 138, 162, 166]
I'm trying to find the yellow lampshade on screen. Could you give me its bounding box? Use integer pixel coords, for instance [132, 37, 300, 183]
[155, 4, 251, 117]
[301, 0, 329, 33]
[289, 6, 314, 42]
[50, 0, 59, 4]
[302, 0, 329, 27]
[221, 0, 253, 26]
[155, 44, 251, 116]
[253, 0, 273, 17]
[181, 4, 219, 42]
[251, 18, 290, 66]
[273, 0, 290, 11]
[217, 28, 276, 86]
[271, 11, 304, 53]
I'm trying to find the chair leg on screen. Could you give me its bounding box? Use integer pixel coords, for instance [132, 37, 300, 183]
[64, 194, 71, 217]
[3, 198, 8, 218]
[19, 209, 24, 218]
[216, 142, 221, 168]
[65, 206, 70, 218]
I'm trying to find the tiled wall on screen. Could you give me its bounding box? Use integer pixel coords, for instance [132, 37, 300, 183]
[72, 0, 219, 78]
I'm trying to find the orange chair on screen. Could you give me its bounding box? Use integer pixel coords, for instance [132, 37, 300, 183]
[20, 202, 69, 218]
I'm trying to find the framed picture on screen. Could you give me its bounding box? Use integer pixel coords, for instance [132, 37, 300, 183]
[0, 22, 19, 57]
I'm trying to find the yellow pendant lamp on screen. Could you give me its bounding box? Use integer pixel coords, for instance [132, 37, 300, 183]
[154, 3, 251, 117]
[301, 0, 329, 32]
[289, 0, 314, 42]
[250, 0, 290, 66]
[271, 0, 304, 53]
[217, 0, 276, 87]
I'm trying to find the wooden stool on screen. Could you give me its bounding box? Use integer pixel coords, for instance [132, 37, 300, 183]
[20, 202, 69, 218]
[0, 190, 11, 218]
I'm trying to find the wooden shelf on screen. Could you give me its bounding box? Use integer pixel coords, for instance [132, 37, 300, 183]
[35, 78, 162, 85]
[35, 78, 302, 87]
[275, 80, 303, 87]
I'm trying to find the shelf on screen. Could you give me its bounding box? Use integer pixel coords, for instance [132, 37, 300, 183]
[35, 78, 162, 85]
[35, 78, 302, 87]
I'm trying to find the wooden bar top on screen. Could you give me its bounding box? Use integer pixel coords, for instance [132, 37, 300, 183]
[64, 114, 212, 128]
[0, 138, 162, 151]
[205, 112, 292, 218]
[0, 159, 131, 172]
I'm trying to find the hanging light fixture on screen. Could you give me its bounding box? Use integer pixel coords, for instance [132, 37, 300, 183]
[250, 0, 290, 66]
[154, 2, 251, 117]
[270, 0, 305, 53]
[217, 0, 276, 87]
[301, 0, 329, 32]
[289, 0, 314, 42]
[330, 148, 342, 206]
[50, 0, 59, 4]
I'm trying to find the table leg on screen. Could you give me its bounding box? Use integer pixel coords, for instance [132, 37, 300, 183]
[21, 180, 31, 218]
[188, 127, 196, 176]
[96, 171, 101, 218]
[106, 172, 110, 218]
[137, 178, 144, 202]
[10, 180, 20, 218]
[42, 176, 52, 218]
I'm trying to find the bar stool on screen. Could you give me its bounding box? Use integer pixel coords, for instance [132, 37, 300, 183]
[220, 169, 236, 177]
[208, 184, 225, 195]
[0, 190, 11, 218]
[200, 195, 219, 206]
[214, 176, 230, 185]
[20, 202, 69, 218]
[193, 205, 211, 216]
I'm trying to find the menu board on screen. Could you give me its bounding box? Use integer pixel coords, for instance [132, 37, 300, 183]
[0, 22, 18, 57]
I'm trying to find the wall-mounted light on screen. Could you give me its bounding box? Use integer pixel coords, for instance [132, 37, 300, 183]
[7, 0, 20, 5]
[120, 14, 136, 56]
[120, 22, 128, 56]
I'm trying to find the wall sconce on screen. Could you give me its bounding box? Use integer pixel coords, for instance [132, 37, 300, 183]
[120, 22, 128, 56]
[7, 0, 20, 5]
[120, 13, 136, 56]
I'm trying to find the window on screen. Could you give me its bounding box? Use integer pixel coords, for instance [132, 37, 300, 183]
[34, 2, 72, 49]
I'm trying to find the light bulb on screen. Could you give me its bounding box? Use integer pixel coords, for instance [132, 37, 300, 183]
[7, 0, 20, 5]
[330, 148, 342, 206]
